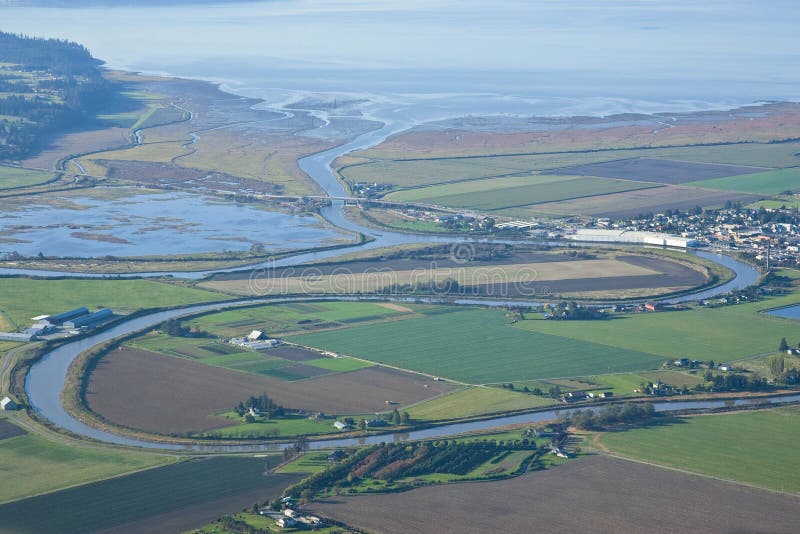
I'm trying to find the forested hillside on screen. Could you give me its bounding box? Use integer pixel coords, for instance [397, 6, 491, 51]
[0, 31, 113, 160]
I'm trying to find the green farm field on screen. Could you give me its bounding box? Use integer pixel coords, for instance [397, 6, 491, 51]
[597, 406, 800, 494]
[0, 165, 55, 190]
[340, 142, 800, 191]
[515, 303, 799, 362]
[689, 167, 800, 195]
[288, 307, 665, 384]
[185, 300, 415, 338]
[0, 425, 170, 504]
[386, 175, 658, 212]
[0, 278, 229, 327]
[407, 386, 555, 421]
[204, 413, 337, 439]
[127, 332, 373, 378]
[0, 456, 293, 534]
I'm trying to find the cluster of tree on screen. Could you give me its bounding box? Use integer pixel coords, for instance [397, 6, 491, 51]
[0, 32, 115, 160]
[234, 393, 286, 420]
[284, 439, 539, 500]
[544, 301, 608, 320]
[561, 402, 656, 430]
[698, 372, 767, 392]
[158, 319, 210, 338]
[380, 278, 484, 296]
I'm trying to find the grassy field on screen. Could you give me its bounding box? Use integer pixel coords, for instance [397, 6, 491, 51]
[0, 278, 229, 327]
[598, 406, 800, 494]
[688, 167, 800, 194]
[0, 166, 55, 190]
[274, 451, 330, 474]
[288, 307, 665, 384]
[341, 142, 800, 190]
[385, 175, 658, 212]
[0, 426, 170, 504]
[407, 386, 555, 420]
[186, 301, 414, 338]
[0, 455, 294, 534]
[205, 414, 338, 439]
[515, 303, 798, 362]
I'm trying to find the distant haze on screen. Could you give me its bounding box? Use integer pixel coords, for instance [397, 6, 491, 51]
[1, 0, 798, 116]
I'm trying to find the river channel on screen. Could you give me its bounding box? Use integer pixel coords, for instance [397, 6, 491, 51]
[15, 73, 766, 453]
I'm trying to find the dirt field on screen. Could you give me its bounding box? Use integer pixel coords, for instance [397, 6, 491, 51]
[204, 252, 707, 298]
[310, 455, 800, 534]
[86, 348, 455, 434]
[523, 185, 761, 218]
[0, 420, 25, 441]
[261, 345, 322, 362]
[550, 157, 766, 184]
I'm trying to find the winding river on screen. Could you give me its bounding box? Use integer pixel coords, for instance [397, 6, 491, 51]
[15, 94, 766, 452]
[25, 293, 797, 453]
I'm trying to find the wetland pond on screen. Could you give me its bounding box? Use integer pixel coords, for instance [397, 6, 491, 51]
[0, 188, 351, 258]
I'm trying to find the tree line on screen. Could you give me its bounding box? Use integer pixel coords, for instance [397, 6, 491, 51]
[0, 31, 115, 160]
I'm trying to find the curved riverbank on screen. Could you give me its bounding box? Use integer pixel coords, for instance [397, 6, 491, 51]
[24, 289, 784, 453]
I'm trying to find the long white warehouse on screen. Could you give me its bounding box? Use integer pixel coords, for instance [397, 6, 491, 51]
[567, 229, 697, 248]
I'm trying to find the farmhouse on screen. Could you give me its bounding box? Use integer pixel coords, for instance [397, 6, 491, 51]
[563, 391, 588, 402]
[333, 420, 352, 431]
[276, 517, 296, 528]
[228, 332, 280, 351]
[1, 396, 18, 411]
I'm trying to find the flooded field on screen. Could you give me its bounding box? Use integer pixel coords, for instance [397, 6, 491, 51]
[0, 188, 350, 258]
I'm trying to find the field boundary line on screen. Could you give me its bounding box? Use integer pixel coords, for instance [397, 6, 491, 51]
[594, 450, 799, 498]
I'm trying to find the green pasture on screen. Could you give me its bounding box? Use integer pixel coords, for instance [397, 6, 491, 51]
[288, 308, 665, 384]
[0, 165, 55, 190]
[0, 429, 170, 504]
[0, 278, 229, 327]
[305, 357, 374, 372]
[516, 303, 798, 362]
[205, 414, 336, 439]
[407, 387, 555, 421]
[688, 167, 800, 195]
[598, 405, 800, 494]
[186, 300, 413, 338]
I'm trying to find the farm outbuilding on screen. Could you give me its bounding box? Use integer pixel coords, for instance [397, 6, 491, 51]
[1, 397, 18, 411]
[63, 308, 113, 329]
[45, 307, 89, 325]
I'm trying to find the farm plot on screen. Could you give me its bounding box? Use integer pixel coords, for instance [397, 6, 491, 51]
[519, 185, 760, 218]
[0, 420, 26, 441]
[204, 251, 708, 299]
[87, 348, 454, 434]
[0, 430, 168, 504]
[288, 308, 665, 384]
[407, 387, 555, 421]
[598, 406, 800, 494]
[515, 304, 799, 361]
[385, 175, 658, 212]
[184, 300, 413, 338]
[0, 456, 297, 534]
[687, 167, 800, 195]
[310, 455, 800, 534]
[0, 165, 55, 190]
[0, 278, 229, 328]
[548, 157, 766, 184]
